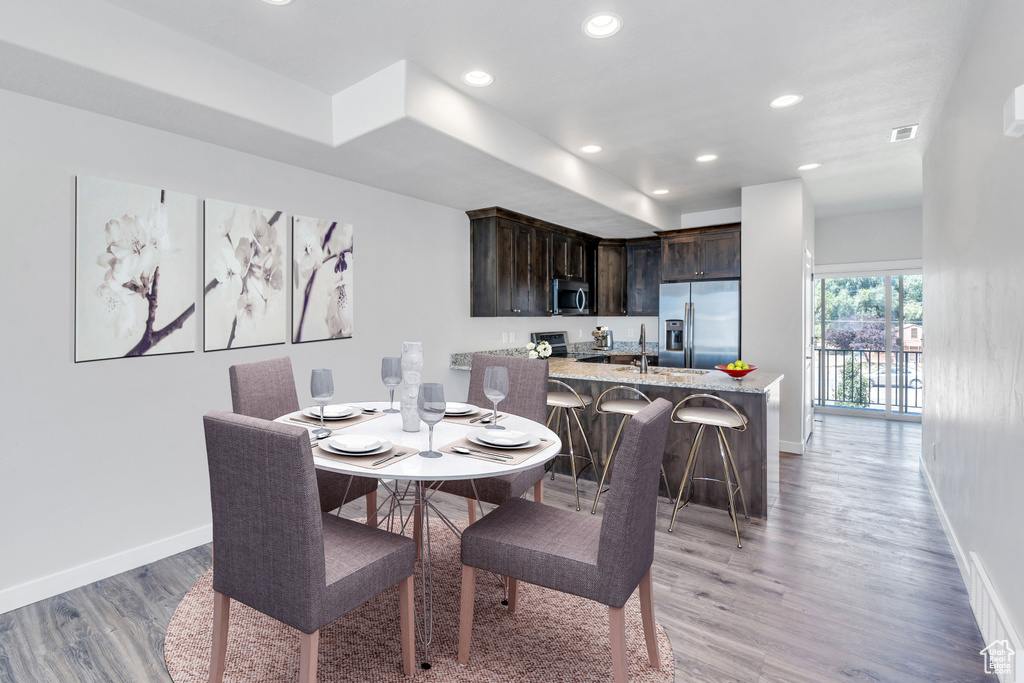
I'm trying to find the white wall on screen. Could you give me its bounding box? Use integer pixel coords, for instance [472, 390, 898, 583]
[815, 206, 922, 266]
[0, 88, 652, 612]
[921, 0, 1024, 642]
[740, 179, 813, 453]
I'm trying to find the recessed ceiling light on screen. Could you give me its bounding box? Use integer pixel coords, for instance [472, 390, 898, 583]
[262, 0, 294, 5]
[770, 94, 803, 109]
[652, 189, 670, 195]
[696, 154, 718, 163]
[580, 145, 603, 154]
[461, 70, 494, 87]
[582, 13, 623, 39]
[797, 163, 822, 171]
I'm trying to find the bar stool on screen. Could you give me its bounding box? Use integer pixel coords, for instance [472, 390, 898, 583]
[668, 394, 749, 547]
[545, 379, 595, 511]
[590, 386, 671, 514]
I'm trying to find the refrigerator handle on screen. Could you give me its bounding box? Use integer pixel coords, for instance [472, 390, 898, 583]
[683, 302, 690, 368]
[687, 302, 695, 368]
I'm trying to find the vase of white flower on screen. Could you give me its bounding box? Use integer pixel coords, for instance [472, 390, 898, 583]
[400, 341, 423, 432]
[525, 340, 552, 360]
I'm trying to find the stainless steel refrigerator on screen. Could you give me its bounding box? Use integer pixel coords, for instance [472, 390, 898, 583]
[658, 281, 740, 369]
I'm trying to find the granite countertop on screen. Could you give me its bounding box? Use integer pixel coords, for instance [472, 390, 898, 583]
[449, 347, 783, 394]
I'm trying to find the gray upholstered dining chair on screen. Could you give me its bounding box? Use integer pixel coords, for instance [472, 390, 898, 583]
[437, 354, 548, 521]
[457, 399, 672, 682]
[229, 357, 379, 525]
[203, 411, 416, 682]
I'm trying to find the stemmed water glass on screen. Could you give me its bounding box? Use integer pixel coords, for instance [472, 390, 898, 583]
[483, 366, 509, 430]
[381, 357, 402, 413]
[417, 383, 446, 458]
[310, 369, 334, 439]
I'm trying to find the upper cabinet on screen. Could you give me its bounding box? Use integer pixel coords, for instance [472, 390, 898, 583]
[469, 208, 595, 317]
[626, 239, 661, 316]
[660, 224, 740, 282]
[596, 242, 627, 316]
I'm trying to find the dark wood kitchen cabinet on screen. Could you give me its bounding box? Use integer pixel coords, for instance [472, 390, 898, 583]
[469, 207, 596, 317]
[626, 239, 661, 316]
[597, 242, 627, 315]
[661, 224, 740, 282]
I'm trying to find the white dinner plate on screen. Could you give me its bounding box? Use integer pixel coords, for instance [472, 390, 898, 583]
[302, 404, 357, 420]
[445, 403, 480, 416]
[327, 435, 381, 453]
[467, 429, 541, 450]
[319, 439, 393, 457]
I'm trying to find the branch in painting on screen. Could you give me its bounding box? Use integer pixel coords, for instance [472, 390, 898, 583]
[124, 267, 195, 357]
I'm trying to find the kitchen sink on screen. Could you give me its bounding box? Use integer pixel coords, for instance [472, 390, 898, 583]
[614, 366, 666, 374]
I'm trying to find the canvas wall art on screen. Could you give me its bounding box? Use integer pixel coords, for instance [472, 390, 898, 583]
[204, 199, 287, 351]
[292, 216, 354, 342]
[75, 175, 196, 362]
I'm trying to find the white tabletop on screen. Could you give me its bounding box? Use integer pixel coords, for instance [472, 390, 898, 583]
[277, 401, 561, 482]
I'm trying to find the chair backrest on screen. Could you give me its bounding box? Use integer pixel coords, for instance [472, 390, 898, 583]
[228, 357, 300, 420]
[596, 398, 672, 606]
[203, 410, 326, 633]
[467, 354, 549, 424]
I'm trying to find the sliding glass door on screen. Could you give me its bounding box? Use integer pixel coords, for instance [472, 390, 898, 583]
[813, 273, 923, 419]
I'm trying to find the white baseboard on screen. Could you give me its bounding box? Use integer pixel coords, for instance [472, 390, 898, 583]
[780, 440, 804, 454]
[919, 455, 969, 581]
[0, 524, 212, 615]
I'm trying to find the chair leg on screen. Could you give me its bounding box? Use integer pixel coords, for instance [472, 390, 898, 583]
[366, 489, 378, 528]
[209, 591, 230, 683]
[534, 479, 544, 504]
[669, 424, 705, 532]
[608, 605, 628, 683]
[399, 575, 415, 676]
[458, 565, 478, 665]
[298, 630, 319, 683]
[717, 428, 743, 548]
[592, 415, 627, 513]
[639, 568, 660, 668]
[467, 497, 477, 524]
[506, 577, 519, 613]
[721, 432, 750, 520]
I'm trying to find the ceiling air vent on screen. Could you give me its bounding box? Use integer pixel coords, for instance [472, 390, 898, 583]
[890, 124, 919, 142]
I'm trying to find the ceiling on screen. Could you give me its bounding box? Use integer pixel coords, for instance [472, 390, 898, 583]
[1, 0, 983, 235]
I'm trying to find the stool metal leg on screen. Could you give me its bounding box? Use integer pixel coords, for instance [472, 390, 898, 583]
[716, 427, 743, 548]
[592, 414, 628, 514]
[660, 465, 671, 499]
[569, 407, 596, 479]
[546, 408, 562, 480]
[564, 408, 581, 510]
[721, 430, 749, 520]
[669, 424, 705, 532]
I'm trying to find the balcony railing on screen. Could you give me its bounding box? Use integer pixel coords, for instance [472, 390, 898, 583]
[815, 348, 923, 412]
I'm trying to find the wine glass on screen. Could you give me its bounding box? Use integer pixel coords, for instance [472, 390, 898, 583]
[310, 369, 334, 438]
[417, 383, 446, 458]
[483, 366, 509, 430]
[381, 357, 402, 413]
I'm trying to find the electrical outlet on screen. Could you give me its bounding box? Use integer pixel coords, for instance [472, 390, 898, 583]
[578, 329, 583, 339]
[931, 442, 937, 460]
[502, 332, 508, 344]
[509, 332, 515, 343]
[628, 328, 634, 339]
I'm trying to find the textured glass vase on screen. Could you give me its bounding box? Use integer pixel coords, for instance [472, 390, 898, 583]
[400, 341, 423, 432]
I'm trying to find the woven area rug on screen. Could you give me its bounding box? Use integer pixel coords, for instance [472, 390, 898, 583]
[164, 518, 675, 682]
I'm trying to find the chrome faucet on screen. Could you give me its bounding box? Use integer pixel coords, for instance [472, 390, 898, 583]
[638, 323, 649, 374]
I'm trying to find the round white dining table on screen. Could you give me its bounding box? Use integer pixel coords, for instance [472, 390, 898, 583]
[275, 400, 562, 669]
[280, 401, 562, 481]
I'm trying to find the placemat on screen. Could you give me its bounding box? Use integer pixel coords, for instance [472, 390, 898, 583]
[285, 409, 387, 431]
[438, 434, 553, 466]
[312, 443, 419, 471]
[441, 410, 509, 426]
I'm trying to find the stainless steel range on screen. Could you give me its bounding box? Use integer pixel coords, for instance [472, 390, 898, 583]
[529, 331, 607, 363]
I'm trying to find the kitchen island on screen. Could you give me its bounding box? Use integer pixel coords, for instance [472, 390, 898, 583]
[451, 351, 782, 518]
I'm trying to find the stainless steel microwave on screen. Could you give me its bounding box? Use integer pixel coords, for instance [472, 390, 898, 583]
[552, 279, 590, 316]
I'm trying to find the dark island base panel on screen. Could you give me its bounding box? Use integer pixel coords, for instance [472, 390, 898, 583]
[548, 377, 780, 519]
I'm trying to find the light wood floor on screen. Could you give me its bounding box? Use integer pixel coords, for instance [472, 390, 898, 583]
[0, 415, 987, 682]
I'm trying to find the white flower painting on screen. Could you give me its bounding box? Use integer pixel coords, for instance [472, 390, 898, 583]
[204, 199, 287, 351]
[75, 176, 196, 362]
[292, 216, 354, 342]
